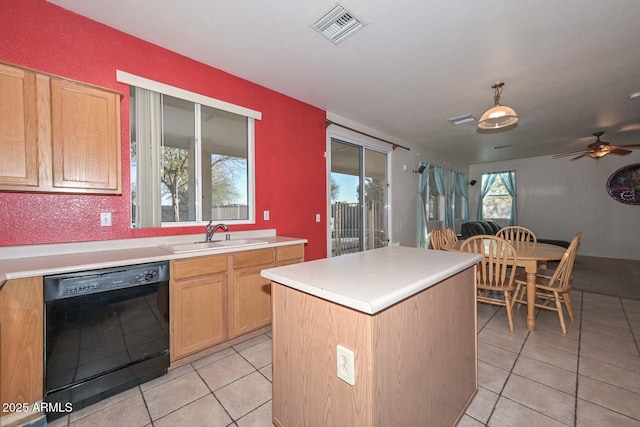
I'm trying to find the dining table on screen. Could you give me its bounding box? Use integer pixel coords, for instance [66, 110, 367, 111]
[444, 239, 567, 331]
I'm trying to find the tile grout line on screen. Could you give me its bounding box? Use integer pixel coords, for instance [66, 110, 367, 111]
[142, 346, 244, 425]
[472, 305, 528, 425]
[619, 297, 640, 355]
[572, 291, 584, 427]
[191, 362, 239, 425]
[483, 305, 534, 426]
[191, 337, 273, 423]
[575, 296, 640, 424]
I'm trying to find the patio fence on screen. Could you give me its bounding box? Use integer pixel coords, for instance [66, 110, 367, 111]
[331, 201, 387, 256]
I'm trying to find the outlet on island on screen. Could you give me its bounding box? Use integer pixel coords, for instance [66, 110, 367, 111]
[336, 344, 355, 385]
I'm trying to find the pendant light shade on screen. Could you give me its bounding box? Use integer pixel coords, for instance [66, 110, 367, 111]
[477, 82, 519, 130]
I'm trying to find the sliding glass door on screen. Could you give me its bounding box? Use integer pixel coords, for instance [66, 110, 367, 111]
[330, 138, 388, 256]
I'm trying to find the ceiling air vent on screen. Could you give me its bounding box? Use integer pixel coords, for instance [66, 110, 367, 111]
[447, 114, 475, 125]
[312, 4, 366, 44]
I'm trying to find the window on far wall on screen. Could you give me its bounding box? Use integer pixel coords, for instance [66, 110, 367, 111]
[481, 173, 513, 219]
[124, 74, 260, 229]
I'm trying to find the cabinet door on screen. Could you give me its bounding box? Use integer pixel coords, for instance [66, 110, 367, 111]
[50, 78, 121, 193]
[232, 265, 274, 337]
[0, 277, 43, 413]
[0, 63, 39, 188]
[170, 274, 227, 361]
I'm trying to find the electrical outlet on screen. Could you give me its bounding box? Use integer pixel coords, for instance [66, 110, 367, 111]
[336, 345, 355, 385]
[100, 212, 112, 226]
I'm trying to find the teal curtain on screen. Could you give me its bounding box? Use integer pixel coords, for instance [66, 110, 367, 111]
[445, 169, 455, 228]
[477, 173, 498, 220]
[417, 161, 430, 248]
[456, 171, 469, 222]
[500, 171, 517, 225]
[433, 165, 445, 199]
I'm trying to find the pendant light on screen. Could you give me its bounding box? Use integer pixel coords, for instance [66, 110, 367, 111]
[477, 81, 519, 130]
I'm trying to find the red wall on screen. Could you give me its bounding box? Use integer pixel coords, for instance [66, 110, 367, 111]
[0, 0, 327, 260]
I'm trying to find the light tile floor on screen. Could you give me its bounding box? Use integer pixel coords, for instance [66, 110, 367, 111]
[48, 291, 640, 427]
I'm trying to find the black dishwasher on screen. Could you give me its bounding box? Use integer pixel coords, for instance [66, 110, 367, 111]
[43, 261, 170, 420]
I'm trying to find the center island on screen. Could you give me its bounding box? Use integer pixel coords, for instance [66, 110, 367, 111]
[261, 246, 482, 427]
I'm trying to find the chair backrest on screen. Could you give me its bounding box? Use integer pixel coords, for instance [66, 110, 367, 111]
[460, 235, 518, 289]
[497, 226, 537, 243]
[547, 232, 582, 290]
[430, 228, 447, 250]
[444, 227, 458, 244]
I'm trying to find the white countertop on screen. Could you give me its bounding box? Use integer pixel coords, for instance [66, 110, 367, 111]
[0, 230, 306, 285]
[261, 246, 482, 314]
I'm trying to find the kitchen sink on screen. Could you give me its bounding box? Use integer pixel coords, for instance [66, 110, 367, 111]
[161, 239, 267, 253]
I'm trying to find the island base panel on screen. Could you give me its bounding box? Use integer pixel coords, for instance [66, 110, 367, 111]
[271, 267, 477, 427]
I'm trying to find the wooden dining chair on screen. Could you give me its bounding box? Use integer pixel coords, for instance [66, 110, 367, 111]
[513, 232, 581, 334]
[430, 228, 447, 250]
[460, 235, 518, 333]
[444, 227, 458, 244]
[497, 226, 537, 243]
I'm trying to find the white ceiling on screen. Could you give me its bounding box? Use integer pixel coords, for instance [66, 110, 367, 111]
[49, 0, 640, 164]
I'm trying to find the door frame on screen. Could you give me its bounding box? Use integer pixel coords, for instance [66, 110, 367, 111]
[326, 124, 392, 258]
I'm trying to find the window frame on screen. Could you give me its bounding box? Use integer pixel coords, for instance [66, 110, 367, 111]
[481, 173, 513, 220]
[326, 126, 392, 257]
[118, 71, 261, 228]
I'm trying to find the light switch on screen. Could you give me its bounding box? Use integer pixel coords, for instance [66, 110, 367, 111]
[264, 210, 270, 220]
[100, 212, 112, 226]
[316, 213, 321, 222]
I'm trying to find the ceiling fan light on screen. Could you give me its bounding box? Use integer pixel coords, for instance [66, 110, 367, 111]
[477, 105, 519, 129]
[587, 150, 608, 159]
[477, 81, 519, 130]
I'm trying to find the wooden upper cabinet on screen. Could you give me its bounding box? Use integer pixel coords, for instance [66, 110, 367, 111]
[0, 63, 39, 187]
[0, 61, 122, 194]
[50, 78, 121, 193]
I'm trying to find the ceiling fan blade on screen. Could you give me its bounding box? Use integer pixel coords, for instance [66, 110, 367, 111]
[552, 150, 589, 158]
[615, 143, 640, 148]
[570, 153, 590, 161]
[609, 148, 633, 155]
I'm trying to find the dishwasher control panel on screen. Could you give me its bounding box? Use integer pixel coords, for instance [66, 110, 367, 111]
[44, 261, 169, 301]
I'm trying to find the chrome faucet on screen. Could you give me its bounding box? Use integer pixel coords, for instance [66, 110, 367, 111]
[205, 221, 229, 242]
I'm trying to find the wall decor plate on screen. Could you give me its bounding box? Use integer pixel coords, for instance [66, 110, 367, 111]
[606, 163, 640, 205]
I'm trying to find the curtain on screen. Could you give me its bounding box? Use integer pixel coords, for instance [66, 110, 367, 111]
[133, 87, 162, 228]
[445, 169, 455, 228]
[433, 165, 445, 200]
[477, 173, 498, 220]
[456, 171, 469, 222]
[417, 161, 430, 248]
[500, 171, 517, 225]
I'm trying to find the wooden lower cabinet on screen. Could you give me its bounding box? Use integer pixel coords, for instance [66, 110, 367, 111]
[0, 277, 43, 416]
[230, 249, 275, 338]
[231, 266, 272, 337]
[153, 244, 305, 361]
[170, 255, 228, 361]
[276, 244, 304, 266]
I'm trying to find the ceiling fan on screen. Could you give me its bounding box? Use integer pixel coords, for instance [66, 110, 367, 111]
[552, 132, 640, 160]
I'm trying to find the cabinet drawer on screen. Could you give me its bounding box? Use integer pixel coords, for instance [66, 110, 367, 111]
[172, 254, 228, 280]
[233, 248, 274, 269]
[277, 244, 304, 263]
